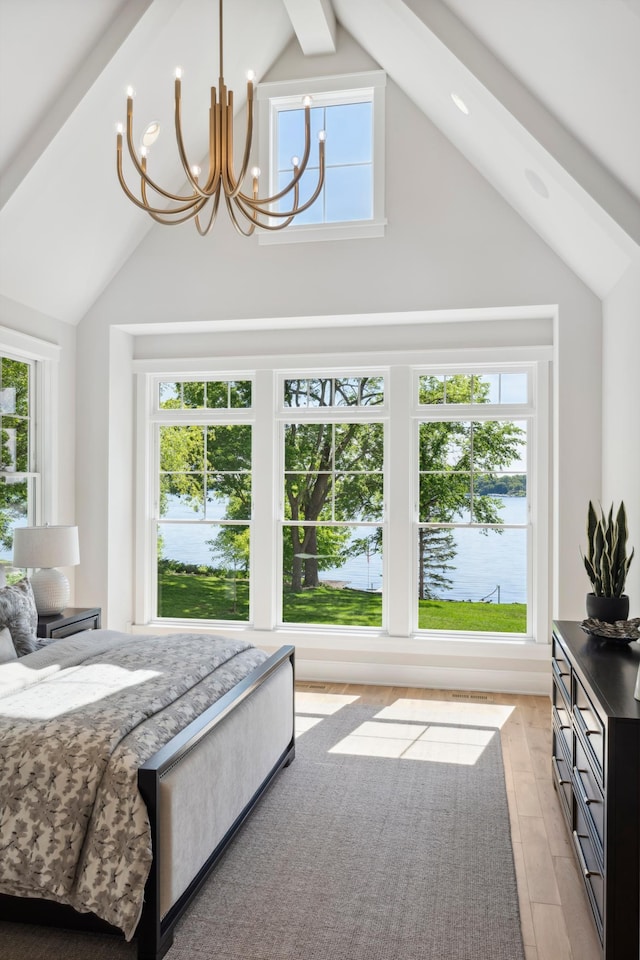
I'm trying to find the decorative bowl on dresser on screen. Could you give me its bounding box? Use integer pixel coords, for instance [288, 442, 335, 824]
[552, 620, 640, 960]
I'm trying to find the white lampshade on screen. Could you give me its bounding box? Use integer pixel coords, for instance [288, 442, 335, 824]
[13, 525, 80, 569]
[12, 525, 80, 615]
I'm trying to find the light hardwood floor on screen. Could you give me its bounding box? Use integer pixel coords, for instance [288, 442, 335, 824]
[295, 680, 601, 960]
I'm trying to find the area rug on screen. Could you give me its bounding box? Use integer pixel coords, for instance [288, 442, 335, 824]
[1, 694, 524, 960]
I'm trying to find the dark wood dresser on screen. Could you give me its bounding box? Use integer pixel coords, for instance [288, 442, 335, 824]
[551, 620, 640, 959]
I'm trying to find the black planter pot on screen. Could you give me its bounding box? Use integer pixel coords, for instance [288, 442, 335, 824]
[586, 593, 630, 623]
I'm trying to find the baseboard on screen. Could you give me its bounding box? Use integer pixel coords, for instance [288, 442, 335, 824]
[295, 658, 551, 696]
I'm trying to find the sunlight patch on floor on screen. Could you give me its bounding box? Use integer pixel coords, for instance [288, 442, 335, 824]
[329, 717, 497, 764]
[375, 698, 515, 729]
[295, 691, 359, 715]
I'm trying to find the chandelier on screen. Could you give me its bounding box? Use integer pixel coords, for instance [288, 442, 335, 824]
[116, 0, 326, 236]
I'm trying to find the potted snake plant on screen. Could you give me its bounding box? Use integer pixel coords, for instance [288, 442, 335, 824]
[582, 500, 634, 622]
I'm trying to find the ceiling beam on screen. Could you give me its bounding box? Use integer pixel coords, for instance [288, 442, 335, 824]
[282, 0, 337, 55]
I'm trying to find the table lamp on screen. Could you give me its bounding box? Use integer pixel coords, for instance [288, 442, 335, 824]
[12, 524, 80, 615]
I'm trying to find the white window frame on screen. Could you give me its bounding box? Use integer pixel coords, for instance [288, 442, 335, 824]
[0, 326, 60, 538]
[257, 71, 387, 245]
[412, 364, 540, 639]
[135, 349, 549, 646]
[146, 373, 255, 626]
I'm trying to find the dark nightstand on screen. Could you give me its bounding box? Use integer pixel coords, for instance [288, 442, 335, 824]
[37, 607, 102, 641]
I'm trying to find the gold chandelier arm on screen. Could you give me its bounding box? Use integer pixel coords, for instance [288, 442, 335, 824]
[225, 193, 257, 237]
[195, 184, 222, 235]
[202, 90, 222, 195]
[239, 147, 325, 219]
[174, 76, 217, 199]
[225, 79, 255, 199]
[125, 98, 200, 204]
[141, 169, 210, 224]
[237, 106, 315, 207]
[117, 141, 204, 217]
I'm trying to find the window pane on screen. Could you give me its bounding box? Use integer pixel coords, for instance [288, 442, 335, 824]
[334, 423, 383, 470]
[159, 382, 180, 408]
[229, 381, 252, 408]
[159, 425, 204, 473]
[206, 474, 251, 521]
[206, 425, 252, 472]
[325, 165, 372, 222]
[284, 473, 333, 521]
[1, 418, 28, 471]
[419, 375, 445, 404]
[0, 476, 29, 561]
[1, 359, 29, 416]
[160, 475, 205, 519]
[282, 524, 382, 626]
[419, 422, 471, 472]
[279, 166, 324, 225]
[473, 474, 527, 522]
[325, 101, 372, 166]
[181, 382, 206, 408]
[334, 474, 383, 521]
[157, 523, 249, 621]
[278, 106, 324, 171]
[284, 423, 332, 472]
[417, 526, 526, 633]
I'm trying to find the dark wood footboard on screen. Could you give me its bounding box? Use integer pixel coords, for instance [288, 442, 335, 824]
[0, 644, 295, 960]
[136, 644, 296, 960]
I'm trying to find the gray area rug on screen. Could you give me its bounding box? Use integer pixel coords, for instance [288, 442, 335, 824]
[1, 697, 524, 960]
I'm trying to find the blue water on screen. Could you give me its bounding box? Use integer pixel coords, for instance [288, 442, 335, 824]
[160, 496, 527, 604]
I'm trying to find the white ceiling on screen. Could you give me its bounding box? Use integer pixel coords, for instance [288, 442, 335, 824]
[0, 0, 639, 324]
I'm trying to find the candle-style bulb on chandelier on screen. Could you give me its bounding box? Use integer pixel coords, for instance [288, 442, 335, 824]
[116, 0, 325, 236]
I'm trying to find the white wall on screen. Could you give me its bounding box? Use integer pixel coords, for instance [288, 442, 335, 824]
[76, 29, 602, 684]
[602, 260, 640, 617]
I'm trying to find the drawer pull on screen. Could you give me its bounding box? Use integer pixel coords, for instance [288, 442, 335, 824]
[584, 728, 600, 737]
[552, 756, 570, 786]
[575, 770, 601, 807]
[573, 831, 602, 879]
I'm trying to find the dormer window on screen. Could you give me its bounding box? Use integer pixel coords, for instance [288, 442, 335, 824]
[258, 71, 386, 244]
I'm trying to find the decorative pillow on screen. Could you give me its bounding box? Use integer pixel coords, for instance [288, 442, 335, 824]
[0, 578, 38, 657]
[0, 625, 17, 663]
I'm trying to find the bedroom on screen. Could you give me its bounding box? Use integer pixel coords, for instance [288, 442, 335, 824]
[1, 1, 639, 958]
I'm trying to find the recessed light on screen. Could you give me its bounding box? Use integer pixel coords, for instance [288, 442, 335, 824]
[524, 168, 549, 199]
[451, 92, 469, 115]
[142, 121, 161, 147]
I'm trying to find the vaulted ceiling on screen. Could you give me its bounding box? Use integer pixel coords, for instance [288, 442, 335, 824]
[1, 0, 639, 325]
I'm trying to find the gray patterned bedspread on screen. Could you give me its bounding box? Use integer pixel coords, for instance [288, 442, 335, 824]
[0, 630, 267, 939]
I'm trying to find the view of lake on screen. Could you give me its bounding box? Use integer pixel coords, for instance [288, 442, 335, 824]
[160, 495, 527, 605]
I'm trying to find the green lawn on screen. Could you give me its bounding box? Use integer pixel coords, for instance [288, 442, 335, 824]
[158, 570, 526, 633]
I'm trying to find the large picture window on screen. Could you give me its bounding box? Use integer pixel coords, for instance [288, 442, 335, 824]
[143, 358, 546, 643]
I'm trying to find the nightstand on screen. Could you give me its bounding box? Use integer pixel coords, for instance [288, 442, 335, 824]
[37, 607, 102, 641]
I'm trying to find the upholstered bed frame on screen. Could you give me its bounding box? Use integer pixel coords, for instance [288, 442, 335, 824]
[1, 644, 295, 960]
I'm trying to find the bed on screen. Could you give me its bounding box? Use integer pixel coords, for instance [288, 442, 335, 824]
[0, 629, 295, 959]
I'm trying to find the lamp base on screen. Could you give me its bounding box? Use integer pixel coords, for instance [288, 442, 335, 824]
[30, 568, 70, 615]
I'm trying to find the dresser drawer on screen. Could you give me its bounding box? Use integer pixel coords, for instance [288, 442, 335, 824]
[552, 691, 572, 759]
[573, 675, 604, 785]
[573, 799, 604, 941]
[574, 735, 605, 855]
[551, 726, 572, 826]
[551, 634, 572, 705]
